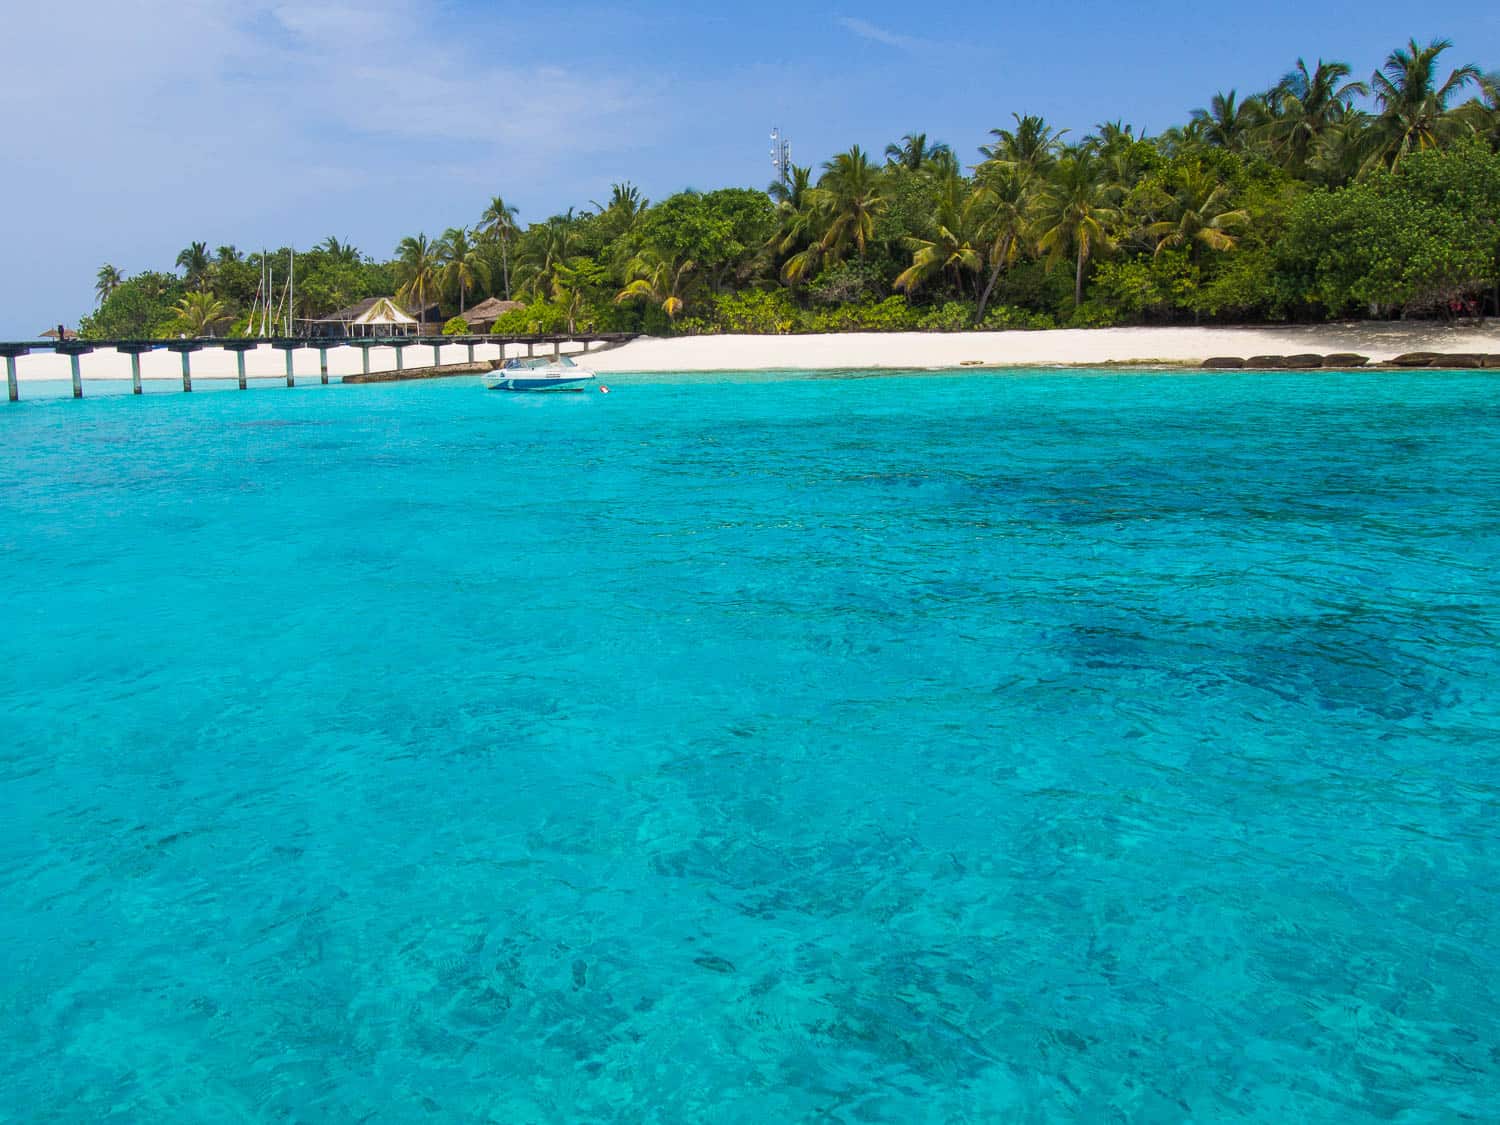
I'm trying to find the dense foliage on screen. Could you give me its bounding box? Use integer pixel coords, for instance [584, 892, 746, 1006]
[81, 39, 1500, 340]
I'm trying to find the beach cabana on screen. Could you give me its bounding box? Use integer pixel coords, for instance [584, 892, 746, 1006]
[301, 297, 438, 338]
[349, 298, 419, 337]
[463, 297, 525, 334]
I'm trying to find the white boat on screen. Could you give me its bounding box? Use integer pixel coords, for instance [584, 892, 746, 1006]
[486, 355, 596, 392]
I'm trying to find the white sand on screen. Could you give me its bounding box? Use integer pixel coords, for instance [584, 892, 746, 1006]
[9, 324, 1499, 385]
[587, 324, 1500, 373]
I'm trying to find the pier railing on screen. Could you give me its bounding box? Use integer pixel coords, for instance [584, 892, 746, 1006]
[1, 333, 638, 401]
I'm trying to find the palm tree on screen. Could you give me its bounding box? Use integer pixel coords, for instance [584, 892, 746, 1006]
[215, 245, 243, 264]
[1190, 91, 1263, 152]
[884, 133, 952, 172]
[95, 264, 123, 306]
[980, 114, 1067, 174]
[893, 173, 983, 295]
[972, 167, 1038, 323]
[514, 212, 579, 302]
[1036, 153, 1119, 307]
[171, 291, 230, 336]
[1459, 72, 1500, 150]
[175, 242, 210, 290]
[479, 196, 521, 299]
[591, 182, 650, 241]
[1367, 38, 1480, 169]
[615, 249, 696, 320]
[1144, 165, 1249, 259]
[436, 227, 490, 315]
[1092, 120, 1139, 152]
[1267, 59, 1368, 174]
[1308, 103, 1371, 186]
[394, 234, 441, 329]
[818, 146, 887, 261]
[319, 237, 361, 265]
[769, 162, 812, 207]
[768, 165, 827, 285]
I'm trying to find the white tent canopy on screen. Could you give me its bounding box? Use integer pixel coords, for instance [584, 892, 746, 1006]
[350, 297, 418, 335]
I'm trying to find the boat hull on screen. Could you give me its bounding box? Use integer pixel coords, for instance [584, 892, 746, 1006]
[486, 374, 595, 393]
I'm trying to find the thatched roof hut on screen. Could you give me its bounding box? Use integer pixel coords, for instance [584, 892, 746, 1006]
[463, 297, 525, 333]
[350, 297, 417, 334]
[302, 296, 440, 337]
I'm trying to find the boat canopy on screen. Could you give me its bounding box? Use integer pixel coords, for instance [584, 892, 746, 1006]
[504, 356, 579, 369]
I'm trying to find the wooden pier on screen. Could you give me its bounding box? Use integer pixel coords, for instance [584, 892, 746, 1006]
[0, 333, 636, 401]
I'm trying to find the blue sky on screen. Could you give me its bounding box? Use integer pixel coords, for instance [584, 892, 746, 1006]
[2, 1, 1496, 336]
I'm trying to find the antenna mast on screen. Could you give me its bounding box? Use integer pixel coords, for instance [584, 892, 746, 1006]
[770, 127, 791, 189]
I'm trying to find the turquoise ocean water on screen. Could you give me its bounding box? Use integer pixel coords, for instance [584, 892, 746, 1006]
[2, 370, 1497, 1121]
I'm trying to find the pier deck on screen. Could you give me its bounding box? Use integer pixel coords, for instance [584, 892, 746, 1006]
[0, 333, 636, 400]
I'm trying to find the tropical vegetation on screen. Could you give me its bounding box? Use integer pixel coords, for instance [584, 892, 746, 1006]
[80, 38, 1500, 340]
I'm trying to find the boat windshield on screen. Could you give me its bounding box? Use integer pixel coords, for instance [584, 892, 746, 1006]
[503, 355, 579, 370]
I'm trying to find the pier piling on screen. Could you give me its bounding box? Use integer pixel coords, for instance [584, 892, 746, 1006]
[53, 342, 94, 399]
[222, 341, 257, 390]
[318, 346, 329, 384]
[0, 345, 28, 402]
[164, 342, 202, 393]
[271, 340, 304, 388]
[117, 343, 154, 395]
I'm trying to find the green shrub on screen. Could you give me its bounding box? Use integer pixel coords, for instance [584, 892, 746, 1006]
[915, 301, 976, 331]
[490, 302, 568, 335]
[710, 289, 799, 334]
[442, 315, 470, 335]
[1089, 259, 1169, 318]
[807, 262, 886, 306]
[979, 305, 1056, 330]
[803, 296, 923, 333]
[1067, 301, 1129, 328]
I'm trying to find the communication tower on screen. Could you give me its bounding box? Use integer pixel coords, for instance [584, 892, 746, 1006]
[770, 127, 792, 189]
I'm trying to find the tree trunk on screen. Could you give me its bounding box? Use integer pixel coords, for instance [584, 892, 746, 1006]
[975, 235, 1010, 326]
[1074, 245, 1086, 307]
[502, 238, 512, 300]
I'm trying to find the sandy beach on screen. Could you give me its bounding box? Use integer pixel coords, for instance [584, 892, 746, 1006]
[586, 323, 1500, 373]
[9, 323, 1500, 385]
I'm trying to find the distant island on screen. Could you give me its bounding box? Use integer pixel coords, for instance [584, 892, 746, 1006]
[83, 37, 1498, 343]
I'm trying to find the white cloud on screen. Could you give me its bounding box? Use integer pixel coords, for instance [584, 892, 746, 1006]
[0, 0, 665, 333]
[837, 17, 930, 53]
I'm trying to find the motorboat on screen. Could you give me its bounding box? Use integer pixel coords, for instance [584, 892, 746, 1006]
[486, 355, 596, 392]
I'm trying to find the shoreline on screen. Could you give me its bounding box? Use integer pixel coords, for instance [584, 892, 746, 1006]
[586, 324, 1500, 373]
[7, 324, 1500, 383]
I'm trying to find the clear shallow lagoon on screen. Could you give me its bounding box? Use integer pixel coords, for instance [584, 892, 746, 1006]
[2, 370, 1498, 1122]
